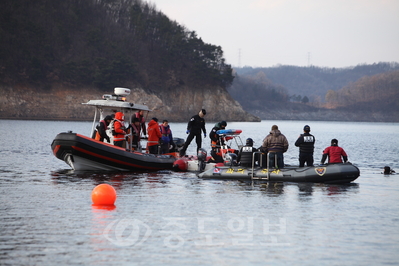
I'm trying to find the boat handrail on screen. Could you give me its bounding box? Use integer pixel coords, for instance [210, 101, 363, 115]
[251, 151, 261, 180]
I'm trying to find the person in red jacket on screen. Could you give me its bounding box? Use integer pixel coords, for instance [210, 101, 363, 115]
[147, 117, 162, 154]
[321, 139, 348, 164]
[113, 112, 127, 147]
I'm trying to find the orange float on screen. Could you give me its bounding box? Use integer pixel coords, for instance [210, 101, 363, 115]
[91, 184, 117, 205]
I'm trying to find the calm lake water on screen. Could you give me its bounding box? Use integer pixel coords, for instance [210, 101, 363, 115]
[1, 119, 398, 265]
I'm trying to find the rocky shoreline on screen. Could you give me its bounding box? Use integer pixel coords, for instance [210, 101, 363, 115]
[1, 85, 397, 123]
[0, 85, 260, 122]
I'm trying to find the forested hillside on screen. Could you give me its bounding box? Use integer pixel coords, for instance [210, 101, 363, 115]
[326, 70, 399, 112]
[0, 0, 233, 91]
[0, 0, 262, 122]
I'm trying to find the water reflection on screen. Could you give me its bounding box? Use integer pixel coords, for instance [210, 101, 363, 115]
[259, 182, 285, 196]
[321, 183, 359, 196]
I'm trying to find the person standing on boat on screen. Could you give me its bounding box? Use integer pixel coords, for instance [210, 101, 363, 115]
[135, 110, 147, 138]
[321, 139, 348, 164]
[237, 138, 259, 167]
[179, 109, 207, 157]
[295, 125, 315, 167]
[129, 117, 142, 150]
[94, 115, 112, 143]
[208, 121, 227, 163]
[159, 120, 175, 154]
[261, 125, 289, 168]
[147, 117, 162, 154]
[113, 112, 127, 148]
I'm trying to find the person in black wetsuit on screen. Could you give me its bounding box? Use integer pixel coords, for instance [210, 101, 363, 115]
[237, 138, 259, 167]
[294, 125, 315, 167]
[179, 109, 206, 156]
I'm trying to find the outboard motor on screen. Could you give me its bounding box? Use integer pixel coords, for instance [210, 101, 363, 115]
[224, 153, 238, 167]
[173, 137, 185, 153]
[197, 148, 207, 172]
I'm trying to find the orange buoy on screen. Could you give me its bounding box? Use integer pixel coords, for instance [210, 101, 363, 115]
[91, 184, 117, 205]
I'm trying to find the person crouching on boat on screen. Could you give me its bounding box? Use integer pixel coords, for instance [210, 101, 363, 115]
[95, 115, 112, 143]
[147, 117, 162, 154]
[208, 121, 227, 163]
[113, 112, 127, 148]
[237, 138, 259, 167]
[321, 139, 348, 164]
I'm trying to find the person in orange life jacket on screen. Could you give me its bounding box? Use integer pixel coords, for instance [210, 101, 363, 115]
[147, 117, 162, 154]
[113, 112, 127, 148]
[208, 121, 227, 163]
[179, 109, 207, 156]
[94, 115, 112, 143]
[261, 125, 289, 168]
[135, 110, 147, 137]
[295, 125, 315, 167]
[321, 139, 348, 164]
[159, 120, 176, 154]
[129, 117, 142, 150]
[237, 138, 259, 167]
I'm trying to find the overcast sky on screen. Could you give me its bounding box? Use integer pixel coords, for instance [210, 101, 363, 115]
[149, 0, 399, 68]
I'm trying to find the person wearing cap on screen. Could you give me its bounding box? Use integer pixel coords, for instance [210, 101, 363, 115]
[113, 112, 127, 147]
[147, 117, 162, 154]
[209, 121, 227, 163]
[261, 125, 289, 168]
[179, 109, 207, 156]
[295, 125, 316, 167]
[321, 139, 348, 164]
[94, 115, 112, 143]
[237, 138, 259, 167]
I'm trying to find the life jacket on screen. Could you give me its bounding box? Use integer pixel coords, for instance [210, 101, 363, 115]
[113, 112, 126, 142]
[160, 125, 171, 144]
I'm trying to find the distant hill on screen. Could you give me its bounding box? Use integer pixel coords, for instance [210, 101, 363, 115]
[229, 65, 399, 122]
[234, 63, 399, 104]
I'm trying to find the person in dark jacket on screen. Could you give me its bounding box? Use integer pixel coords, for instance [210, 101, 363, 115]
[94, 115, 112, 143]
[209, 121, 227, 163]
[129, 117, 142, 150]
[237, 138, 258, 167]
[261, 125, 289, 168]
[321, 139, 348, 164]
[294, 125, 315, 167]
[179, 109, 207, 156]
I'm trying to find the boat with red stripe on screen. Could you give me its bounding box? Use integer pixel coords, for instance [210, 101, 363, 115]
[51, 88, 177, 171]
